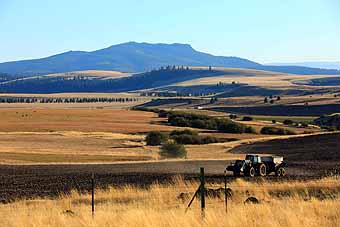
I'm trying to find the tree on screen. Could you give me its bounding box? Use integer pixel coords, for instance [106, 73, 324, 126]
[160, 141, 187, 158]
[229, 114, 238, 119]
[264, 97, 268, 103]
[283, 119, 294, 125]
[145, 131, 167, 146]
[242, 116, 253, 121]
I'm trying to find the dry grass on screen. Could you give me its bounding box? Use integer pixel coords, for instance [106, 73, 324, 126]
[1, 177, 340, 227]
[172, 69, 339, 91]
[0, 109, 174, 133]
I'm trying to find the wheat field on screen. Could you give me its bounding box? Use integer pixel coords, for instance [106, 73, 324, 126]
[1, 177, 340, 227]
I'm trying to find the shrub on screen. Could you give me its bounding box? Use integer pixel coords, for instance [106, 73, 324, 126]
[218, 122, 243, 133]
[160, 141, 187, 158]
[242, 116, 253, 121]
[260, 127, 296, 135]
[170, 129, 198, 137]
[172, 134, 219, 144]
[170, 130, 219, 144]
[283, 119, 294, 125]
[169, 117, 190, 127]
[229, 114, 238, 119]
[145, 131, 168, 146]
[272, 120, 277, 124]
[216, 118, 256, 134]
[158, 110, 168, 118]
[200, 135, 219, 144]
[245, 126, 256, 134]
[191, 119, 207, 129]
[167, 111, 254, 133]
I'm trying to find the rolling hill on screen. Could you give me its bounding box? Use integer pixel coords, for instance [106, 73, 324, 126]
[1, 67, 339, 95]
[1, 42, 340, 77]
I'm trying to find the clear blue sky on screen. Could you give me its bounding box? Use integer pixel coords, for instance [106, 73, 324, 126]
[1, 0, 340, 63]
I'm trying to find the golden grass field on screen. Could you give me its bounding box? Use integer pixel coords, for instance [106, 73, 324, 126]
[172, 68, 340, 90]
[1, 176, 340, 227]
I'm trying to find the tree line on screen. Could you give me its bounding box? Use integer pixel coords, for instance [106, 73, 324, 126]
[0, 97, 138, 103]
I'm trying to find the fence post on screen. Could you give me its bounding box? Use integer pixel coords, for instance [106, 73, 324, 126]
[200, 167, 205, 217]
[91, 173, 95, 217]
[224, 169, 228, 213]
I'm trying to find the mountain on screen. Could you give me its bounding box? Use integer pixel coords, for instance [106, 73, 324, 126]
[0, 42, 259, 76]
[268, 61, 340, 70]
[1, 42, 340, 77]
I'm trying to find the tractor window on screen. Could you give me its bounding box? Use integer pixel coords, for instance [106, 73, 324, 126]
[246, 155, 258, 163]
[246, 155, 254, 162]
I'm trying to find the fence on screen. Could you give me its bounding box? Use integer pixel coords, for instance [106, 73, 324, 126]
[86, 167, 340, 220]
[2, 166, 340, 221]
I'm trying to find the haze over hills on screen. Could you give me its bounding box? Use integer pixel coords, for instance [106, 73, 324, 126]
[268, 61, 340, 70]
[1, 42, 340, 77]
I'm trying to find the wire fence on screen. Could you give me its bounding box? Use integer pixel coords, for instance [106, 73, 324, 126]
[2, 167, 340, 218]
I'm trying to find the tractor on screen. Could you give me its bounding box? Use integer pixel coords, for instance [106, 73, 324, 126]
[226, 154, 286, 177]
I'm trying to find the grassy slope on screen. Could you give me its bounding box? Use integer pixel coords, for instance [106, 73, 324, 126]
[1, 177, 340, 227]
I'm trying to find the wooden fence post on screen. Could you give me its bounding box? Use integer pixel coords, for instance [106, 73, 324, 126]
[91, 173, 95, 217]
[200, 167, 205, 218]
[224, 169, 228, 213]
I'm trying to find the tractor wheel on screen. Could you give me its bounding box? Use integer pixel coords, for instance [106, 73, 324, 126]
[248, 167, 255, 177]
[276, 167, 286, 177]
[258, 164, 266, 177]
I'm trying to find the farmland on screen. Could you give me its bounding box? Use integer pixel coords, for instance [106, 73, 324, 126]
[0, 69, 340, 226]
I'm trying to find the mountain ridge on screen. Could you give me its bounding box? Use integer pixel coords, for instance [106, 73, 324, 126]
[0, 42, 339, 76]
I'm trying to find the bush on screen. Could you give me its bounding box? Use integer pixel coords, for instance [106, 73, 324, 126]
[191, 119, 207, 129]
[229, 114, 238, 119]
[242, 116, 253, 121]
[172, 134, 219, 144]
[170, 129, 218, 144]
[260, 127, 296, 135]
[170, 129, 198, 137]
[245, 126, 256, 134]
[145, 131, 168, 146]
[167, 111, 254, 134]
[200, 135, 219, 144]
[216, 119, 247, 133]
[272, 120, 277, 124]
[169, 117, 190, 127]
[158, 110, 168, 118]
[283, 119, 294, 125]
[160, 141, 187, 158]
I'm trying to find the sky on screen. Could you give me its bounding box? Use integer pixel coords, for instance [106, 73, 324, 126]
[0, 0, 340, 64]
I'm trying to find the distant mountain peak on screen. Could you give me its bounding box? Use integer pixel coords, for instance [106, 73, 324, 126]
[0, 42, 339, 76]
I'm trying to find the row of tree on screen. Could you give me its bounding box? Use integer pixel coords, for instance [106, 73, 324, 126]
[0, 97, 138, 103]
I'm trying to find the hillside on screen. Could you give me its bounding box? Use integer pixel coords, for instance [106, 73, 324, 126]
[1, 42, 340, 77]
[314, 114, 340, 128]
[0, 67, 225, 93]
[1, 67, 340, 94]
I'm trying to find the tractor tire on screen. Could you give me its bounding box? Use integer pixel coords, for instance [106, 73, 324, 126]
[275, 167, 286, 177]
[246, 167, 255, 177]
[258, 164, 266, 177]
